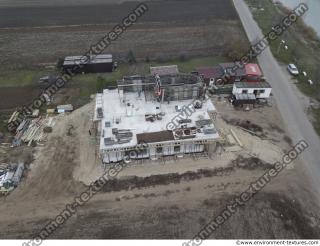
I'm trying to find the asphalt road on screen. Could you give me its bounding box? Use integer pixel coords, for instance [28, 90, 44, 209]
[233, 1, 320, 189]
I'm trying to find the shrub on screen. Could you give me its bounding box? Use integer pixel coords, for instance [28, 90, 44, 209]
[127, 50, 136, 64]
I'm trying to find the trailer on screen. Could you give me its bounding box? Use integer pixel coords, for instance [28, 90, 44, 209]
[62, 54, 114, 74]
[232, 82, 272, 99]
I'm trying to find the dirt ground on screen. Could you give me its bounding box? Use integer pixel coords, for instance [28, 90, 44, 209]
[0, 96, 320, 239]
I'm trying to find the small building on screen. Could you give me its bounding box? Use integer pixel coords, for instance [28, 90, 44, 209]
[62, 54, 114, 74]
[57, 104, 73, 114]
[150, 65, 179, 76]
[195, 66, 224, 86]
[232, 82, 272, 99]
[196, 63, 263, 86]
[244, 63, 263, 82]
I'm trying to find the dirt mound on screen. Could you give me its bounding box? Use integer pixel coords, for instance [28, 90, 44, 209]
[222, 118, 264, 134]
[99, 167, 235, 193]
[231, 155, 273, 170]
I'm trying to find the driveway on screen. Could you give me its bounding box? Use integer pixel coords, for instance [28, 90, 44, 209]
[233, 0, 320, 190]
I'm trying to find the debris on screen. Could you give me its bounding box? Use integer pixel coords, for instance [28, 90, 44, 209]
[0, 162, 25, 195]
[8, 111, 20, 124]
[67, 125, 74, 136]
[43, 127, 53, 133]
[230, 129, 243, 147]
[12, 162, 24, 186]
[11, 116, 55, 147]
[32, 109, 40, 118]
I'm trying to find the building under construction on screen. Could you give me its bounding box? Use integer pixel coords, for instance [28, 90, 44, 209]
[93, 67, 220, 164]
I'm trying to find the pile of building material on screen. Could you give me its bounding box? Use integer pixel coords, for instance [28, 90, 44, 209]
[12, 116, 55, 147]
[0, 162, 24, 195]
[112, 128, 133, 144]
[103, 128, 134, 146]
[145, 113, 165, 122]
[8, 111, 21, 126]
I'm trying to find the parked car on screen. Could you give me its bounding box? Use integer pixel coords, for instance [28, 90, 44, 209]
[287, 64, 299, 76]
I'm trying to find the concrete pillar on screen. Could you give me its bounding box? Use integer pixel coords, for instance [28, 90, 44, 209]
[207, 142, 217, 159]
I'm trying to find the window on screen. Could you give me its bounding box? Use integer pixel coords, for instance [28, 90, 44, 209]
[242, 90, 248, 94]
[156, 147, 163, 154]
[259, 89, 265, 94]
[174, 145, 181, 152]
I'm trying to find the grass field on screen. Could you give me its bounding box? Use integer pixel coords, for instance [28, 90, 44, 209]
[67, 56, 229, 106]
[0, 69, 53, 87]
[0, 0, 246, 71]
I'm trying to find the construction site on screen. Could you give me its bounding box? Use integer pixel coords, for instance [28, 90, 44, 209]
[0, 60, 320, 238]
[0, 63, 299, 194]
[93, 70, 219, 164]
[0, 0, 320, 238]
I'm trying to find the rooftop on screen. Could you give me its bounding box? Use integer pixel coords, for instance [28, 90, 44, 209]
[196, 66, 224, 79]
[63, 54, 113, 66]
[197, 63, 263, 79]
[245, 63, 263, 77]
[219, 63, 246, 77]
[94, 89, 219, 151]
[234, 82, 272, 89]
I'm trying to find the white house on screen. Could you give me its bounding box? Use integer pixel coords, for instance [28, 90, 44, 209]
[232, 82, 272, 99]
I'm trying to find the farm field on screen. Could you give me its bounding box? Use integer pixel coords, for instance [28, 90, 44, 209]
[0, 0, 246, 70]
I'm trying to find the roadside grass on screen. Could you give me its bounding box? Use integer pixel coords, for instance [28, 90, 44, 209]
[245, 0, 320, 133]
[245, 0, 320, 98]
[0, 69, 53, 87]
[70, 56, 228, 106]
[311, 107, 320, 136]
[148, 56, 229, 73]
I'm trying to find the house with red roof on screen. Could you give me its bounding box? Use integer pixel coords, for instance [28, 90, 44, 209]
[196, 63, 263, 86]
